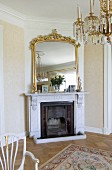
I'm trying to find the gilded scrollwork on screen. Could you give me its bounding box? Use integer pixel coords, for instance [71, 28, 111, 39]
[30, 29, 80, 48]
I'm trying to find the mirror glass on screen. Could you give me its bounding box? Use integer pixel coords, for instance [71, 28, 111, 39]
[36, 42, 76, 92]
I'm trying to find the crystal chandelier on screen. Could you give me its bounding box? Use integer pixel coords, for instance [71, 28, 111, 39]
[73, 5, 84, 42]
[73, 0, 112, 44]
[36, 51, 48, 82]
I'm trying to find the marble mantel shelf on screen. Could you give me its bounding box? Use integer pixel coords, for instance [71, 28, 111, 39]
[25, 91, 89, 96]
[25, 91, 88, 143]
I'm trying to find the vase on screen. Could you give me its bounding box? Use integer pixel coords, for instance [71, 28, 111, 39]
[54, 85, 60, 92]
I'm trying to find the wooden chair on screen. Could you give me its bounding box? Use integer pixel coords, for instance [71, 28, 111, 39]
[0, 133, 39, 170]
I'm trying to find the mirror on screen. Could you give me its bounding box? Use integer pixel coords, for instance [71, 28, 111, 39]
[36, 42, 76, 92]
[30, 29, 80, 93]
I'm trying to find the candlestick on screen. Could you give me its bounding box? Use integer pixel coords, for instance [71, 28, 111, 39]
[90, 0, 93, 13]
[81, 13, 82, 21]
[77, 5, 81, 18]
[106, 0, 109, 11]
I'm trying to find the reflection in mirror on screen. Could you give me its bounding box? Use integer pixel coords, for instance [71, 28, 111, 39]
[36, 42, 76, 92]
[36, 51, 48, 82]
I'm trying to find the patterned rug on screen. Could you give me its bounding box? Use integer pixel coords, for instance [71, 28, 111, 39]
[39, 144, 112, 170]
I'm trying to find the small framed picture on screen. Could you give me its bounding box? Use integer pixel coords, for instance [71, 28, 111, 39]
[68, 85, 76, 92]
[42, 85, 48, 93]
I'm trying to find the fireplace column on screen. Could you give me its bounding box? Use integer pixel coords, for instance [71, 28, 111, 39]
[74, 94, 85, 134]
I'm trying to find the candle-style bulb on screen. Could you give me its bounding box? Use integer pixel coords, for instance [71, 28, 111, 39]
[90, 0, 94, 14]
[106, 0, 109, 11]
[81, 13, 82, 21]
[77, 4, 81, 18]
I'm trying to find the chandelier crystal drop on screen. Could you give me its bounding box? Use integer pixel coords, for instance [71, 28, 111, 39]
[84, 0, 100, 44]
[73, 0, 112, 44]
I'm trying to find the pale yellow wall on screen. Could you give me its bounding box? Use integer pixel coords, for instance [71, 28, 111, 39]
[0, 19, 104, 132]
[84, 44, 104, 128]
[0, 20, 25, 133]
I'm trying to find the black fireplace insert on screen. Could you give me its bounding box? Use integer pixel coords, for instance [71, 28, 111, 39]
[41, 101, 74, 138]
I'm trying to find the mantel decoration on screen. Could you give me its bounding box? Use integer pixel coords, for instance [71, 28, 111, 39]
[73, 0, 112, 44]
[50, 74, 65, 91]
[30, 29, 80, 93]
[76, 76, 82, 92]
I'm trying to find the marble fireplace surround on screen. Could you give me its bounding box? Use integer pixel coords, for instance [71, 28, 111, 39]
[25, 92, 87, 144]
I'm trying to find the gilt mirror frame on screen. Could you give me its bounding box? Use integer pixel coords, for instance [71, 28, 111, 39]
[30, 29, 80, 93]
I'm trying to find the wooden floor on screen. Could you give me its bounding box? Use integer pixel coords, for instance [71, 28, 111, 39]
[24, 132, 112, 169]
[1, 133, 112, 169]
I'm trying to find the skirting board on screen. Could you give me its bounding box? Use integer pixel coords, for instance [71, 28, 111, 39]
[84, 126, 110, 135]
[33, 134, 86, 144]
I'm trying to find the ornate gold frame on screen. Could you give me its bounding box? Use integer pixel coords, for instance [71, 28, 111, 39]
[30, 29, 80, 93]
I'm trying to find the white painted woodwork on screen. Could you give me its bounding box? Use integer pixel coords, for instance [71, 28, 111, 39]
[104, 44, 112, 134]
[33, 134, 86, 144]
[25, 92, 88, 143]
[0, 25, 4, 134]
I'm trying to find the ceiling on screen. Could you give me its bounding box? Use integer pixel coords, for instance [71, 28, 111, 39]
[0, 0, 100, 20]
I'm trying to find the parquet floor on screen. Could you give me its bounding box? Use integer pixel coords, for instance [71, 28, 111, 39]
[24, 132, 112, 169]
[1, 132, 112, 169]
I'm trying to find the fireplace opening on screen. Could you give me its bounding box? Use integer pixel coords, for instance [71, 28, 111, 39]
[41, 101, 74, 138]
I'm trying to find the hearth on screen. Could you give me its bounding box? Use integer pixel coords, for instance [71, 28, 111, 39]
[41, 101, 74, 138]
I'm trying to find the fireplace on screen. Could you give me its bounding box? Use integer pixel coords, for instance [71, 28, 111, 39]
[25, 92, 87, 143]
[41, 101, 74, 138]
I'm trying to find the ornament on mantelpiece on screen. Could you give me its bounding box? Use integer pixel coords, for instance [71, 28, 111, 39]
[76, 76, 82, 92]
[50, 74, 65, 92]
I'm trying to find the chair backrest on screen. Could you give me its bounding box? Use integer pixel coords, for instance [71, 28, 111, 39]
[0, 133, 26, 170]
